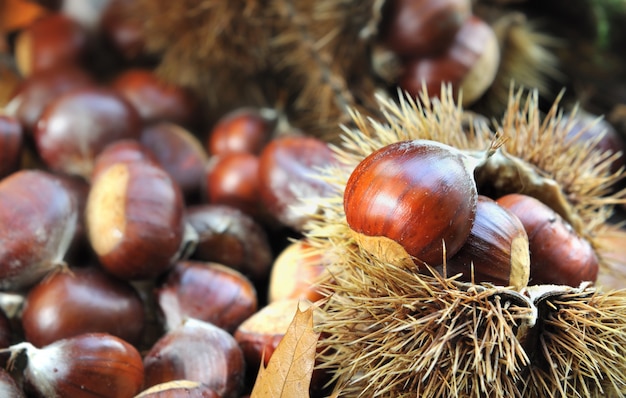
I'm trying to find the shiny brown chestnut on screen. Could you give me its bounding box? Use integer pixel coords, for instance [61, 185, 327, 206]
[34, 87, 141, 179]
[444, 196, 530, 289]
[111, 69, 198, 128]
[207, 107, 275, 156]
[399, 15, 500, 107]
[21, 266, 145, 347]
[156, 261, 257, 333]
[204, 152, 261, 217]
[0, 170, 78, 291]
[135, 380, 220, 398]
[7, 333, 144, 398]
[14, 13, 89, 76]
[3, 65, 94, 134]
[86, 160, 185, 280]
[381, 0, 472, 57]
[141, 122, 209, 201]
[258, 135, 339, 231]
[496, 193, 599, 287]
[185, 204, 273, 281]
[344, 139, 478, 267]
[91, 139, 160, 180]
[0, 115, 23, 179]
[99, 0, 149, 62]
[268, 239, 328, 303]
[143, 318, 245, 398]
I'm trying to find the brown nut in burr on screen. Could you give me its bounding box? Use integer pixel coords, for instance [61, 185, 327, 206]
[496, 193, 599, 287]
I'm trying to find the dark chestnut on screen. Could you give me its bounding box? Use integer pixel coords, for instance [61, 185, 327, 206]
[91, 139, 160, 180]
[86, 160, 185, 280]
[136, 381, 220, 398]
[143, 318, 245, 398]
[381, 0, 472, 57]
[156, 261, 257, 333]
[258, 135, 339, 230]
[14, 12, 89, 76]
[496, 193, 599, 287]
[0, 170, 78, 291]
[4, 65, 94, 134]
[207, 107, 275, 156]
[205, 152, 261, 217]
[34, 87, 141, 179]
[141, 122, 209, 201]
[445, 196, 530, 289]
[21, 266, 145, 347]
[111, 69, 198, 128]
[185, 204, 273, 281]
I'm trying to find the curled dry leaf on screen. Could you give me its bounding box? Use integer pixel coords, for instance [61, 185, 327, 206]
[250, 305, 320, 398]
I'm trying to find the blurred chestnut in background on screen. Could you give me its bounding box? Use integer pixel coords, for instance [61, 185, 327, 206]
[0, 115, 23, 179]
[0, 170, 77, 291]
[143, 318, 245, 398]
[381, 0, 472, 57]
[21, 266, 145, 347]
[399, 15, 500, 107]
[258, 135, 339, 231]
[34, 87, 141, 179]
[111, 68, 198, 128]
[156, 261, 257, 333]
[185, 204, 273, 282]
[91, 139, 160, 180]
[14, 12, 89, 76]
[496, 193, 599, 287]
[99, 0, 150, 63]
[4, 65, 94, 134]
[268, 239, 328, 303]
[86, 159, 185, 280]
[141, 122, 208, 201]
[204, 152, 261, 217]
[207, 107, 275, 156]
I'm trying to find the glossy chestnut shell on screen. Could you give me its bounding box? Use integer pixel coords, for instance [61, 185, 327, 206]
[344, 139, 478, 266]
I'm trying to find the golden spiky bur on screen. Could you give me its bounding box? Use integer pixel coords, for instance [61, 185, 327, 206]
[304, 88, 626, 397]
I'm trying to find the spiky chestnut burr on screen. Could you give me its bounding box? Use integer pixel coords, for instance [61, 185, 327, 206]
[302, 87, 626, 397]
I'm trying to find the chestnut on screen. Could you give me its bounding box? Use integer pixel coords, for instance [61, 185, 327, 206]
[496, 193, 599, 287]
[86, 160, 185, 280]
[111, 69, 198, 128]
[0, 367, 25, 397]
[444, 196, 530, 289]
[207, 107, 275, 156]
[143, 318, 245, 398]
[381, 0, 472, 57]
[258, 135, 339, 231]
[234, 299, 313, 370]
[7, 333, 144, 398]
[34, 87, 142, 179]
[399, 15, 500, 106]
[0, 115, 23, 179]
[14, 12, 89, 76]
[99, 0, 149, 62]
[185, 204, 273, 281]
[156, 261, 257, 333]
[135, 381, 220, 398]
[268, 239, 329, 303]
[91, 139, 160, 180]
[0, 170, 78, 291]
[141, 122, 209, 201]
[21, 266, 145, 347]
[344, 139, 478, 267]
[4, 65, 94, 134]
[204, 152, 261, 217]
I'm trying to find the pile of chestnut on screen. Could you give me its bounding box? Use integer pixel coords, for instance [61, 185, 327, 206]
[0, 7, 336, 398]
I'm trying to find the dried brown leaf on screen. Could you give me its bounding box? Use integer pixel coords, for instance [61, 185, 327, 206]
[250, 305, 320, 398]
